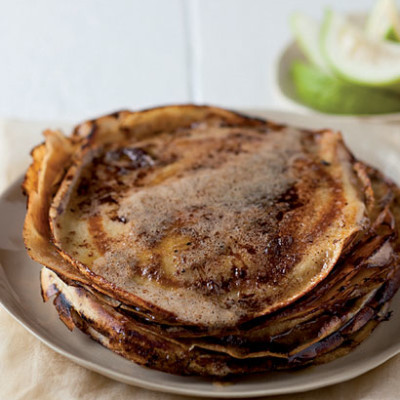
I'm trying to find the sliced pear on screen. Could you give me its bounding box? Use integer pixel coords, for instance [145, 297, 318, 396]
[290, 12, 331, 72]
[291, 61, 400, 114]
[366, 0, 400, 42]
[321, 9, 400, 87]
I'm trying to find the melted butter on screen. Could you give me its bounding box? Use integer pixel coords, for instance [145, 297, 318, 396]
[52, 120, 367, 327]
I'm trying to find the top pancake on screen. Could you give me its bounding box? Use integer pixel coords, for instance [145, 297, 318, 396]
[47, 106, 367, 328]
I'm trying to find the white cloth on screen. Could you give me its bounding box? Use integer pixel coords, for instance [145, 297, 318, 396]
[1, 118, 400, 400]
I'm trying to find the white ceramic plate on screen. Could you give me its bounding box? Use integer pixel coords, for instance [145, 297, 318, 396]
[272, 15, 400, 123]
[1, 110, 400, 398]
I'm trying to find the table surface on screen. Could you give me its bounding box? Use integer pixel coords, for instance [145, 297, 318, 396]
[0, 0, 375, 121]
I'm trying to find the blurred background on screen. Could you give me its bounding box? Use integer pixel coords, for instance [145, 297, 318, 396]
[0, 0, 372, 122]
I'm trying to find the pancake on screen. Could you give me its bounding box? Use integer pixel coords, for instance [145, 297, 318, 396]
[48, 107, 366, 328]
[23, 105, 400, 377]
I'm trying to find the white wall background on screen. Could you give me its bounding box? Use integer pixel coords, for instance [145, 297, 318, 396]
[0, 0, 373, 121]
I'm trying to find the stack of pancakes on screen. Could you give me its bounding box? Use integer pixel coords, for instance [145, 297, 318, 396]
[23, 105, 400, 376]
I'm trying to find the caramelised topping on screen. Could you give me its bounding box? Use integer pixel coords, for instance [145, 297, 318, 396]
[49, 115, 366, 328]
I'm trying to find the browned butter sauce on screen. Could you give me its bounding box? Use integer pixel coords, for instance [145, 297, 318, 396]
[51, 119, 365, 328]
